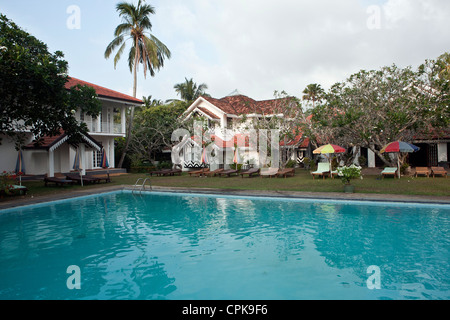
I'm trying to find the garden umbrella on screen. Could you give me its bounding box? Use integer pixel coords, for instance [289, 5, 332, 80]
[100, 149, 109, 169]
[381, 141, 420, 179]
[73, 148, 83, 186]
[15, 150, 25, 186]
[313, 144, 346, 155]
[233, 147, 241, 165]
[313, 144, 346, 176]
[201, 146, 209, 175]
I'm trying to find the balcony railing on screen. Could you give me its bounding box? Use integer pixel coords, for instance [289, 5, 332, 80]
[82, 120, 124, 135]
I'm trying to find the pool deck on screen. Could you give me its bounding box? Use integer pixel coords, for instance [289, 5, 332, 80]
[1, 185, 450, 211]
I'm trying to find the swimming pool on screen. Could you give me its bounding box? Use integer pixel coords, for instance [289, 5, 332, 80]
[0, 190, 449, 300]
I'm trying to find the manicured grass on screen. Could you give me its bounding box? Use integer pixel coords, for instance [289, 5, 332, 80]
[143, 170, 450, 196]
[3, 169, 448, 204]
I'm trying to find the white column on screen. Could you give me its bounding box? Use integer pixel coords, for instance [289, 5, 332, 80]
[109, 139, 115, 168]
[121, 107, 126, 134]
[97, 111, 102, 133]
[48, 150, 55, 177]
[367, 149, 376, 168]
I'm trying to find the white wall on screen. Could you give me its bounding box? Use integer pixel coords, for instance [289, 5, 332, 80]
[0, 135, 20, 173]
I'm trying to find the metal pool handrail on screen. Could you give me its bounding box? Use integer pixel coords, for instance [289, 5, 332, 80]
[132, 178, 152, 194]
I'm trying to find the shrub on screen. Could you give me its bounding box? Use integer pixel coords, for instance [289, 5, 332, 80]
[336, 165, 362, 185]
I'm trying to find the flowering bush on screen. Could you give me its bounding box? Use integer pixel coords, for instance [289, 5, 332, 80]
[0, 171, 16, 193]
[337, 165, 362, 185]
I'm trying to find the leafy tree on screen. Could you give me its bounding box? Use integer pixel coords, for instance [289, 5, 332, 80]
[173, 77, 210, 104]
[437, 52, 450, 81]
[304, 59, 449, 166]
[105, 0, 171, 168]
[0, 14, 101, 149]
[130, 101, 187, 163]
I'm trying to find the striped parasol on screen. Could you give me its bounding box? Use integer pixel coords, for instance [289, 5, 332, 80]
[15, 150, 25, 186]
[100, 148, 109, 169]
[313, 144, 346, 155]
[233, 147, 241, 164]
[380, 141, 420, 154]
[73, 148, 83, 186]
[381, 141, 420, 179]
[313, 144, 346, 176]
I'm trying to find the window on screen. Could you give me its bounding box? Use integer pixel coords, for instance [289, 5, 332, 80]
[227, 117, 233, 129]
[93, 150, 102, 168]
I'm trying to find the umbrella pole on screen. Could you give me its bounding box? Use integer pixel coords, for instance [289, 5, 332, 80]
[397, 155, 401, 179]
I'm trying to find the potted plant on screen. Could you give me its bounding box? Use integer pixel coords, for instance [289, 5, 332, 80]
[336, 165, 362, 193]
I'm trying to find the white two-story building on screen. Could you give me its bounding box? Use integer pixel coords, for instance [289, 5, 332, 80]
[0, 77, 143, 177]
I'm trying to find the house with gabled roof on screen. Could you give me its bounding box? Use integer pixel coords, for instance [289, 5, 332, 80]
[0, 77, 143, 177]
[176, 93, 311, 170]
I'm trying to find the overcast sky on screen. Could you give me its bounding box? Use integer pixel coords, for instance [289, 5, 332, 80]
[1, 0, 450, 101]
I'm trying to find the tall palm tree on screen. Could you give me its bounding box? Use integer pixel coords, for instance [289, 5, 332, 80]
[302, 83, 325, 109]
[105, 0, 171, 168]
[173, 78, 210, 103]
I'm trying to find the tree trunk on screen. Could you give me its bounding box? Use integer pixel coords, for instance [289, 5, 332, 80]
[369, 144, 396, 167]
[117, 40, 139, 169]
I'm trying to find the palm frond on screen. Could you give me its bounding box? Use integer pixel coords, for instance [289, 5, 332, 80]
[128, 46, 136, 72]
[114, 22, 132, 37]
[104, 35, 124, 59]
[114, 41, 127, 69]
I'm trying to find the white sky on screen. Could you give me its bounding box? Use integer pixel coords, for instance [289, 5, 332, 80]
[1, 0, 449, 101]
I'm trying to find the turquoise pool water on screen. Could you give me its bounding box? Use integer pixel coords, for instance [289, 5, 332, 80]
[0, 191, 449, 300]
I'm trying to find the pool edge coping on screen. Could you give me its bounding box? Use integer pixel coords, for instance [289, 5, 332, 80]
[1, 184, 450, 211]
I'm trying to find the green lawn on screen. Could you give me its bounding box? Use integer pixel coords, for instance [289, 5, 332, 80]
[4, 169, 448, 204]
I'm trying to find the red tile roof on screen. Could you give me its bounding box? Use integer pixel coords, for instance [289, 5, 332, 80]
[202, 95, 294, 116]
[66, 77, 143, 105]
[197, 107, 221, 120]
[24, 130, 67, 149]
[24, 130, 102, 150]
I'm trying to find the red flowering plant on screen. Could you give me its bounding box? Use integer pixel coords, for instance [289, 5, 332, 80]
[0, 171, 16, 194]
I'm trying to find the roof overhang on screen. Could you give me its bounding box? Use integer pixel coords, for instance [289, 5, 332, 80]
[24, 132, 103, 152]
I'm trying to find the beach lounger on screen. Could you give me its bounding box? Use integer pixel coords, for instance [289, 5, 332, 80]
[66, 173, 101, 184]
[167, 169, 182, 176]
[311, 163, 330, 180]
[414, 167, 430, 178]
[44, 175, 76, 187]
[260, 168, 279, 178]
[149, 169, 172, 176]
[204, 168, 225, 177]
[91, 173, 112, 183]
[276, 168, 295, 178]
[431, 167, 447, 178]
[381, 167, 398, 179]
[218, 169, 238, 177]
[188, 168, 210, 176]
[157, 169, 182, 176]
[240, 168, 260, 178]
